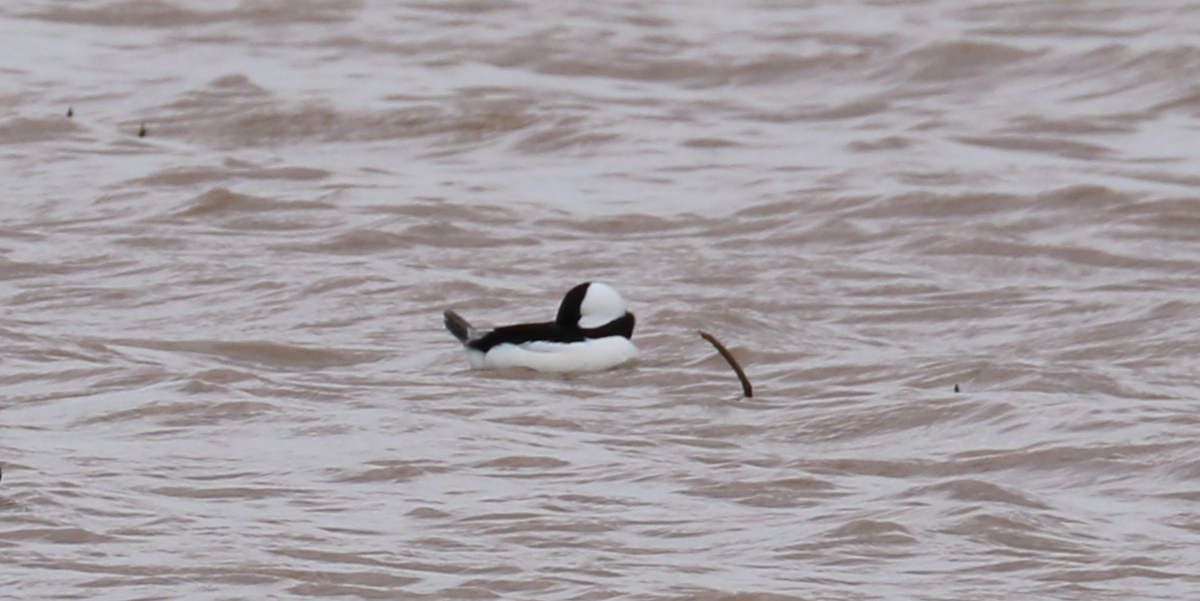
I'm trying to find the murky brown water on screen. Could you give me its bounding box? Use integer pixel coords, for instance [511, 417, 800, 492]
[4, 1, 1200, 599]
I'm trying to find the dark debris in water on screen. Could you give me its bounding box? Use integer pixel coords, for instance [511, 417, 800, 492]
[699, 330, 752, 398]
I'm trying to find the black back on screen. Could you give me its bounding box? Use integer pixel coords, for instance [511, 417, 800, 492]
[468, 312, 636, 353]
[469, 321, 584, 352]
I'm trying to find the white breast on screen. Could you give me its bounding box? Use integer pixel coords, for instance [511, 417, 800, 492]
[476, 337, 639, 373]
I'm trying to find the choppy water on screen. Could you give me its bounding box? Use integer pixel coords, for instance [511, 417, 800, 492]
[3, 0, 1200, 599]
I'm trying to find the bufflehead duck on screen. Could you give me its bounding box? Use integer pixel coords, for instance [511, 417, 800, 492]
[443, 282, 638, 373]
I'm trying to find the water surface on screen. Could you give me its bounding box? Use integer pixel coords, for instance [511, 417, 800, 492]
[3, 1, 1200, 599]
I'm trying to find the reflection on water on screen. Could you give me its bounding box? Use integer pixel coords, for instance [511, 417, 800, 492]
[3, 0, 1200, 599]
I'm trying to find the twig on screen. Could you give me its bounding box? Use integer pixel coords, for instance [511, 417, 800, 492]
[699, 331, 753, 398]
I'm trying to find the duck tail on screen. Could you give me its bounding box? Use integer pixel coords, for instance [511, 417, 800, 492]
[443, 310, 478, 344]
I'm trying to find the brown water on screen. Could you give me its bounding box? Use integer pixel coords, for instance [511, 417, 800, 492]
[3, 1, 1200, 599]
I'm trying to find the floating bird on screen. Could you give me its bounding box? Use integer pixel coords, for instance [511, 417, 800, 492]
[444, 282, 637, 373]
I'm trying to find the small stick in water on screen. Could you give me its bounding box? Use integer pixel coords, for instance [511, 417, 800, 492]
[699, 330, 752, 398]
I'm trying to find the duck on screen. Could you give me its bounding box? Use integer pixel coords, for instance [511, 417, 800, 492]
[443, 282, 638, 373]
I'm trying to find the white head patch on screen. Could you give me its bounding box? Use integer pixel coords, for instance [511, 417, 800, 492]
[578, 282, 627, 328]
